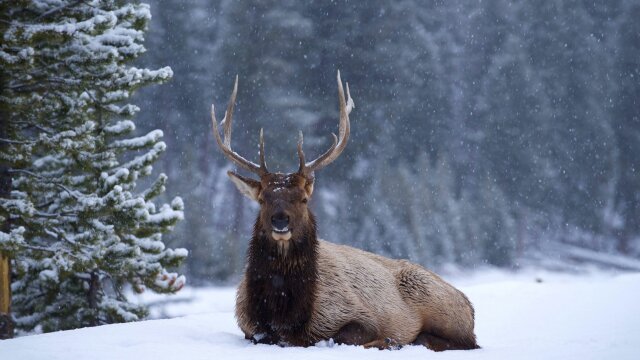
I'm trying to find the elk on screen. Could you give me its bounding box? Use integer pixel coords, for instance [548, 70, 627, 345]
[210, 72, 479, 351]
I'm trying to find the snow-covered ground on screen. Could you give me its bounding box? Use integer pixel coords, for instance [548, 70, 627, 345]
[1, 270, 639, 360]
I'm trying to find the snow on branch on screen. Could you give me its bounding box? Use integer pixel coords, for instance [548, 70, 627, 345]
[103, 120, 135, 135]
[109, 130, 163, 150]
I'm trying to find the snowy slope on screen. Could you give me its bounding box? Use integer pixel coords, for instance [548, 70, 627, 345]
[1, 272, 639, 360]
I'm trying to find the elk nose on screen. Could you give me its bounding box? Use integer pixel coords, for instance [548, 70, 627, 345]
[271, 213, 289, 231]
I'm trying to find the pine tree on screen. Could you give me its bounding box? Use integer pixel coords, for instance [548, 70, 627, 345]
[0, 0, 187, 332]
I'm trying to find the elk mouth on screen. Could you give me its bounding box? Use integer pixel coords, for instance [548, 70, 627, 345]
[271, 227, 292, 241]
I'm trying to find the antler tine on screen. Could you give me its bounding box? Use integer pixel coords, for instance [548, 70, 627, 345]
[211, 76, 268, 176]
[297, 131, 305, 173]
[300, 71, 354, 175]
[301, 133, 338, 174]
[222, 75, 238, 147]
[259, 128, 267, 171]
[298, 131, 338, 178]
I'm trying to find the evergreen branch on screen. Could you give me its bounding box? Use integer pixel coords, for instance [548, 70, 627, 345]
[44, 228, 77, 246]
[12, 121, 54, 135]
[74, 273, 91, 281]
[35, 0, 84, 21]
[8, 169, 79, 199]
[20, 244, 56, 253]
[9, 78, 81, 92]
[20, 243, 80, 260]
[34, 211, 77, 219]
[0, 138, 31, 145]
[81, 87, 123, 116]
[36, 200, 55, 209]
[100, 271, 127, 301]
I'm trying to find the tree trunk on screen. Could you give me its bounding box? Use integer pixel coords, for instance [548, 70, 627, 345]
[0, 252, 12, 339]
[0, 68, 14, 339]
[88, 271, 99, 326]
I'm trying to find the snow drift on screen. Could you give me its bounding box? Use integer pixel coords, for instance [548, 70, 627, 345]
[1, 271, 638, 360]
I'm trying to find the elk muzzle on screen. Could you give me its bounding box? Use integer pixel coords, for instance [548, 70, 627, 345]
[271, 212, 292, 241]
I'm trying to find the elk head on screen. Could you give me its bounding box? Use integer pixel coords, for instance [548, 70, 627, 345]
[211, 72, 354, 252]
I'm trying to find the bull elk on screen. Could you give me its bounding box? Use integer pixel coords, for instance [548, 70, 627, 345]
[210, 72, 479, 351]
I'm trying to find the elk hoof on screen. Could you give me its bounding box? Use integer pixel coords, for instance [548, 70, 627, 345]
[384, 338, 403, 350]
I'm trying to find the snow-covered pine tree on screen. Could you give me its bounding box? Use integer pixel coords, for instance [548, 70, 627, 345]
[0, 0, 187, 332]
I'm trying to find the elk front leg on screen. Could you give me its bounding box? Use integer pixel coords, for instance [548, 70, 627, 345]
[363, 338, 402, 350]
[412, 331, 480, 351]
[246, 331, 280, 345]
[332, 322, 377, 345]
[333, 322, 402, 350]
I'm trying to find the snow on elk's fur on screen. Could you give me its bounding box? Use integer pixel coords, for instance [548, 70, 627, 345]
[209, 72, 479, 351]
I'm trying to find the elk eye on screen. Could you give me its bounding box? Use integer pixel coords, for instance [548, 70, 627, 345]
[301, 198, 308, 204]
[258, 198, 264, 205]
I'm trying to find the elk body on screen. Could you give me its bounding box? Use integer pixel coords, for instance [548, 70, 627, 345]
[210, 72, 479, 351]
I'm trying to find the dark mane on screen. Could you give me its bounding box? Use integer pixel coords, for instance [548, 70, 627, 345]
[245, 212, 318, 346]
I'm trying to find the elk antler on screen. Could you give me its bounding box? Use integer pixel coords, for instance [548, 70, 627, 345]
[211, 75, 268, 176]
[298, 71, 354, 177]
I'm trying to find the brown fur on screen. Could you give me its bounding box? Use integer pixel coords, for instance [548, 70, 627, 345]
[213, 73, 478, 351]
[233, 173, 479, 350]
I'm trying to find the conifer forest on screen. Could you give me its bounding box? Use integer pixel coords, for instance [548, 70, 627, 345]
[135, 0, 639, 280]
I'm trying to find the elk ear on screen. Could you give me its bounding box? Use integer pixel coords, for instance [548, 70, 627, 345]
[227, 171, 261, 202]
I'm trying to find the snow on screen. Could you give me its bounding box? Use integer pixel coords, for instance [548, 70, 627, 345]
[1, 271, 639, 360]
[146, 203, 185, 224]
[0, 226, 26, 250]
[104, 120, 136, 135]
[110, 130, 163, 150]
[37, 269, 58, 282]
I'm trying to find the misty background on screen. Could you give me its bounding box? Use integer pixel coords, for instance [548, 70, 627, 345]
[132, 0, 640, 284]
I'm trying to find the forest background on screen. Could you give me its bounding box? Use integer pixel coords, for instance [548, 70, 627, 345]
[134, 0, 640, 283]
